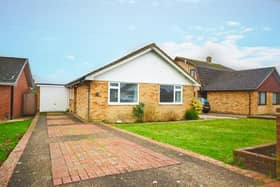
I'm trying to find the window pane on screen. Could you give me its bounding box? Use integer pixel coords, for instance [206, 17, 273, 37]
[110, 82, 118, 87]
[175, 90, 181, 103]
[109, 89, 118, 102]
[259, 92, 266, 105]
[160, 85, 174, 102]
[273, 93, 277, 104]
[120, 83, 138, 103]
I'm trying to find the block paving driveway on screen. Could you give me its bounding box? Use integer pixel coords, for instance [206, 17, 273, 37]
[8, 113, 262, 186]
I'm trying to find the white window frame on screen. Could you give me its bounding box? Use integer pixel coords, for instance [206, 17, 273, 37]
[108, 82, 139, 105]
[159, 85, 183, 105]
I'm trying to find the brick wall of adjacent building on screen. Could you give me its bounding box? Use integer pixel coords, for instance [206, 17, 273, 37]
[207, 91, 280, 115]
[0, 86, 11, 120]
[207, 91, 251, 115]
[86, 80, 195, 122]
[13, 67, 30, 118]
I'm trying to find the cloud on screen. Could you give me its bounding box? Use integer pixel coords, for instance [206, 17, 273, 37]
[160, 35, 280, 71]
[226, 21, 241, 27]
[263, 26, 272, 31]
[65, 55, 76, 61]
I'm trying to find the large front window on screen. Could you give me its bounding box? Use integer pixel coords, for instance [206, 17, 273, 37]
[273, 92, 280, 105]
[258, 92, 266, 105]
[160, 85, 182, 104]
[109, 82, 138, 104]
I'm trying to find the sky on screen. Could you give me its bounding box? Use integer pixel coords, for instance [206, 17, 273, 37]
[0, 0, 279, 84]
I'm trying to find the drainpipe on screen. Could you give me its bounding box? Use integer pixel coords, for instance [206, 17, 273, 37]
[87, 81, 91, 122]
[10, 86, 14, 120]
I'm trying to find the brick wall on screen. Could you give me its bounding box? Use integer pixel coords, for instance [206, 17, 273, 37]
[207, 91, 251, 115]
[251, 91, 280, 115]
[13, 67, 29, 118]
[0, 86, 11, 120]
[87, 80, 195, 122]
[75, 83, 89, 120]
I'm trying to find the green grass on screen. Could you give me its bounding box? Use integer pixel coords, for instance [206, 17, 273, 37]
[115, 119, 276, 164]
[0, 120, 32, 164]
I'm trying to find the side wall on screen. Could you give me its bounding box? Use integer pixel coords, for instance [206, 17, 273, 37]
[88, 80, 195, 122]
[13, 67, 29, 118]
[75, 83, 89, 120]
[0, 86, 11, 120]
[207, 91, 251, 115]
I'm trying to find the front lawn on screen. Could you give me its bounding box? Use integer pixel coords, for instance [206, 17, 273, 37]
[115, 118, 275, 164]
[0, 120, 32, 165]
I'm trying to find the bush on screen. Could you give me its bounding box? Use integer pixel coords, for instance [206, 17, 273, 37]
[192, 99, 203, 114]
[133, 102, 145, 122]
[184, 108, 199, 120]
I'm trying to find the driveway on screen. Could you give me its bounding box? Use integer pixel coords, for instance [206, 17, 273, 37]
[8, 113, 261, 187]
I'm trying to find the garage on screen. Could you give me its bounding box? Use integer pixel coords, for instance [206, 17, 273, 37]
[37, 83, 69, 112]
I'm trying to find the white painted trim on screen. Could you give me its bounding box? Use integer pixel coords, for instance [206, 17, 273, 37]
[108, 81, 140, 105]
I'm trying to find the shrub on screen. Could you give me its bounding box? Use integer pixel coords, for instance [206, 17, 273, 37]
[192, 99, 203, 114]
[133, 102, 145, 122]
[184, 108, 199, 120]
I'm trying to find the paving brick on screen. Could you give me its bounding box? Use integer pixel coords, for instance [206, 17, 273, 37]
[49, 137, 179, 185]
[48, 125, 107, 137]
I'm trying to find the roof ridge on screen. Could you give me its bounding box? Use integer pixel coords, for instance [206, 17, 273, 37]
[0, 56, 28, 61]
[235, 66, 276, 72]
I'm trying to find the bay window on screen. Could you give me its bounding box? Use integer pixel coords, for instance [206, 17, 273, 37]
[160, 85, 182, 104]
[109, 82, 138, 104]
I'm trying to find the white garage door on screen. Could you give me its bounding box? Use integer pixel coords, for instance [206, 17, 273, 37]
[39, 85, 69, 112]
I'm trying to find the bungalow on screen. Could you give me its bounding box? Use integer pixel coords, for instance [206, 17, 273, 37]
[0, 57, 34, 120]
[175, 56, 280, 115]
[66, 43, 200, 122]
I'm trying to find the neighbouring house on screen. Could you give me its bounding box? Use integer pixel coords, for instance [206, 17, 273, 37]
[0, 57, 34, 120]
[175, 56, 280, 115]
[65, 43, 200, 122]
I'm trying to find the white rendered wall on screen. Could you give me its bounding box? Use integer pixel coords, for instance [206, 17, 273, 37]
[89, 51, 192, 85]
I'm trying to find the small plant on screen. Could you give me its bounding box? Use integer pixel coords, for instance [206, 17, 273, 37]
[192, 99, 203, 114]
[184, 108, 199, 120]
[65, 108, 70, 112]
[133, 102, 145, 122]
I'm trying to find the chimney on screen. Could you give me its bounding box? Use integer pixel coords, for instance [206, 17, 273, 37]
[206, 56, 212, 63]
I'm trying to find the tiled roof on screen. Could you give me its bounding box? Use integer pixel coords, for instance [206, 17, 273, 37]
[0, 56, 33, 86]
[203, 67, 278, 91]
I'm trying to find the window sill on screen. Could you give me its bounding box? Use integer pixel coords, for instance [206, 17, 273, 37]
[159, 102, 183, 105]
[108, 102, 139, 106]
[258, 104, 267, 106]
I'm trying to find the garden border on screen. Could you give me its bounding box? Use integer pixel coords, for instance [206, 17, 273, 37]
[0, 113, 39, 187]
